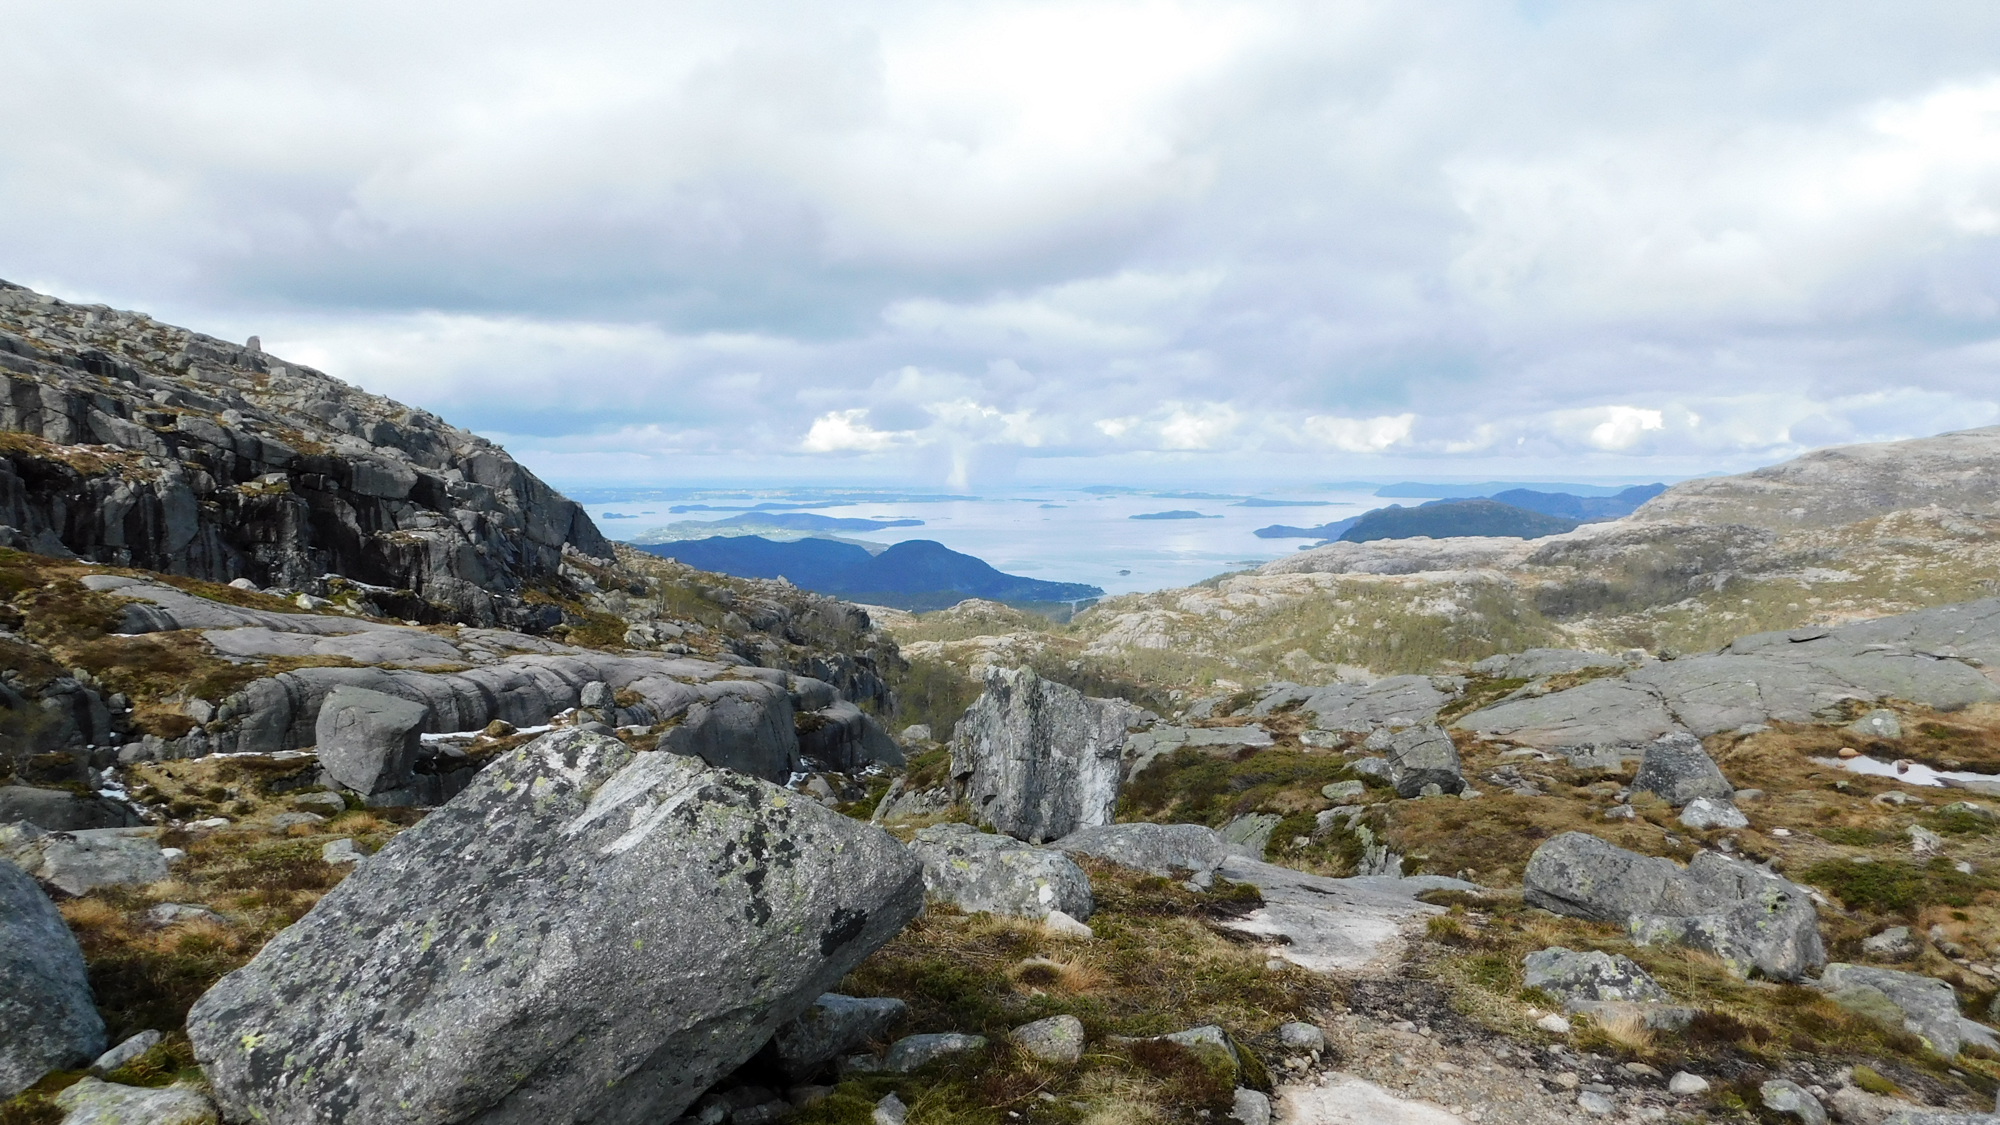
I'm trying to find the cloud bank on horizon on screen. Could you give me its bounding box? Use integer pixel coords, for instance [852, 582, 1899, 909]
[6, 0, 1999, 487]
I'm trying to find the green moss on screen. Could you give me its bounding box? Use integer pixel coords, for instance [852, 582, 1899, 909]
[1852, 1065, 1897, 1095]
[1801, 857, 1995, 917]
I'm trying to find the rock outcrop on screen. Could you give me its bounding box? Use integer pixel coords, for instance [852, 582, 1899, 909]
[1820, 964, 1971, 1057]
[0, 280, 609, 629]
[907, 823, 1094, 921]
[1377, 723, 1465, 797]
[951, 667, 1147, 843]
[1, 823, 167, 896]
[187, 729, 924, 1125]
[0, 859, 106, 1096]
[1053, 822, 1231, 880]
[52, 1077, 218, 1125]
[1629, 733, 1734, 806]
[1524, 832, 1824, 980]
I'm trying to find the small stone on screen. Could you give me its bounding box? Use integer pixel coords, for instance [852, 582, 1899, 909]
[292, 792, 347, 815]
[1678, 797, 1748, 830]
[1604, 805, 1636, 820]
[1577, 1092, 1615, 1116]
[321, 838, 365, 865]
[1622, 1062, 1661, 1078]
[883, 1032, 987, 1073]
[1321, 781, 1365, 801]
[1232, 1088, 1272, 1125]
[53, 1077, 217, 1125]
[89, 1030, 163, 1076]
[1733, 788, 1765, 802]
[1009, 1015, 1085, 1064]
[1277, 1022, 1325, 1054]
[1846, 710, 1902, 741]
[1669, 1071, 1710, 1095]
[190, 817, 230, 829]
[159, 847, 186, 862]
[1838, 747, 1860, 758]
[1536, 1014, 1572, 1034]
[1861, 926, 1919, 961]
[873, 1092, 908, 1125]
[267, 812, 326, 830]
[1043, 910, 1093, 940]
[1771, 827, 1793, 837]
[146, 903, 223, 927]
[1907, 825, 1944, 856]
[1760, 1079, 1828, 1125]
[1553, 1072, 1580, 1089]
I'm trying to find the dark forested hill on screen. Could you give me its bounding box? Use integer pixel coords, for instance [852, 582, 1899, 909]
[1338, 499, 1580, 542]
[636, 536, 1102, 610]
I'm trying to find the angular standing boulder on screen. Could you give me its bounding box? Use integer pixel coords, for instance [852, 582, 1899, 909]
[1630, 733, 1734, 807]
[908, 823, 1093, 921]
[314, 685, 428, 799]
[1522, 947, 1670, 1006]
[952, 667, 1146, 843]
[187, 730, 924, 1125]
[0, 860, 106, 1096]
[655, 680, 801, 782]
[1380, 724, 1465, 797]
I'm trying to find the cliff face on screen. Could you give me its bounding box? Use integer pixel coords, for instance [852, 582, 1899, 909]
[0, 280, 610, 629]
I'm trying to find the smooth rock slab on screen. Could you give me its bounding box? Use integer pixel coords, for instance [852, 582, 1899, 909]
[908, 823, 1093, 921]
[1215, 856, 1477, 972]
[1274, 1076, 1468, 1125]
[0, 860, 106, 1096]
[53, 1078, 217, 1125]
[187, 730, 924, 1125]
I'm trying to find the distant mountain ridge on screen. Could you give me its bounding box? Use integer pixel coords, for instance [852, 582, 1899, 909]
[636, 536, 1102, 611]
[1339, 499, 1580, 542]
[1254, 483, 1663, 543]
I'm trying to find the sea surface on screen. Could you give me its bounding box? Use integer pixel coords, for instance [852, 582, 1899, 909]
[572, 486, 1425, 597]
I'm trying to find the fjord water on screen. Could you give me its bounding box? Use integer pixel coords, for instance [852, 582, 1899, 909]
[582, 487, 1400, 597]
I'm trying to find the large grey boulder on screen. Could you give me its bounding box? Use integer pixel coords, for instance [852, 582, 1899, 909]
[770, 994, 907, 1080]
[655, 680, 801, 781]
[1053, 822, 1230, 879]
[187, 730, 924, 1125]
[1761, 1080, 1828, 1125]
[797, 700, 904, 772]
[314, 685, 428, 799]
[1249, 676, 1461, 730]
[0, 860, 105, 1096]
[1630, 733, 1733, 806]
[0, 785, 142, 830]
[53, 1077, 218, 1124]
[1381, 724, 1465, 797]
[951, 667, 1146, 843]
[1525, 833, 1824, 980]
[1522, 947, 1670, 1007]
[907, 823, 1093, 921]
[1820, 964, 1967, 1056]
[1, 824, 167, 897]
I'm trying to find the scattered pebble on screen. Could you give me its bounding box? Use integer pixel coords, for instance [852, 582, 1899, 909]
[1535, 1014, 1571, 1035]
[1669, 1072, 1710, 1096]
[1576, 1091, 1615, 1116]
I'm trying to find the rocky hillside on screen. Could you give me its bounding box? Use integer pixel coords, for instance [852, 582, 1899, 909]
[1042, 428, 2000, 689]
[0, 280, 609, 630]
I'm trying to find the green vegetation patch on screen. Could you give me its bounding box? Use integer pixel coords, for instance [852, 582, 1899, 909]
[1118, 746, 1360, 828]
[1800, 857, 1996, 917]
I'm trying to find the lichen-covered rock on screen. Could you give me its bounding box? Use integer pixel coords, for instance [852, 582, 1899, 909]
[1821, 964, 1967, 1056]
[1009, 1015, 1085, 1064]
[1525, 833, 1824, 980]
[0, 860, 105, 1096]
[1678, 797, 1749, 830]
[1, 824, 167, 897]
[186, 730, 924, 1125]
[771, 994, 908, 1080]
[1522, 947, 1670, 1007]
[883, 1033, 987, 1073]
[908, 823, 1093, 921]
[52, 1077, 217, 1125]
[0, 785, 142, 830]
[1630, 733, 1733, 806]
[1052, 822, 1230, 879]
[1762, 1079, 1829, 1125]
[951, 667, 1146, 842]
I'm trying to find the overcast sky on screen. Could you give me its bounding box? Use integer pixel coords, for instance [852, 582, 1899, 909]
[7, 1, 2000, 488]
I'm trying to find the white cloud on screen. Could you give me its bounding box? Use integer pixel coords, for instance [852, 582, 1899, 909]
[801, 409, 907, 453]
[1303, 413, 1416, 453]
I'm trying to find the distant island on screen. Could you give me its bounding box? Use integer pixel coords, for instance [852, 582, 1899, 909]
[634, 537, 1103, 612]
[1130, 510, 1220, 520]
[599, 512, 639, 519]
[1255, 484, 1664, 543]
